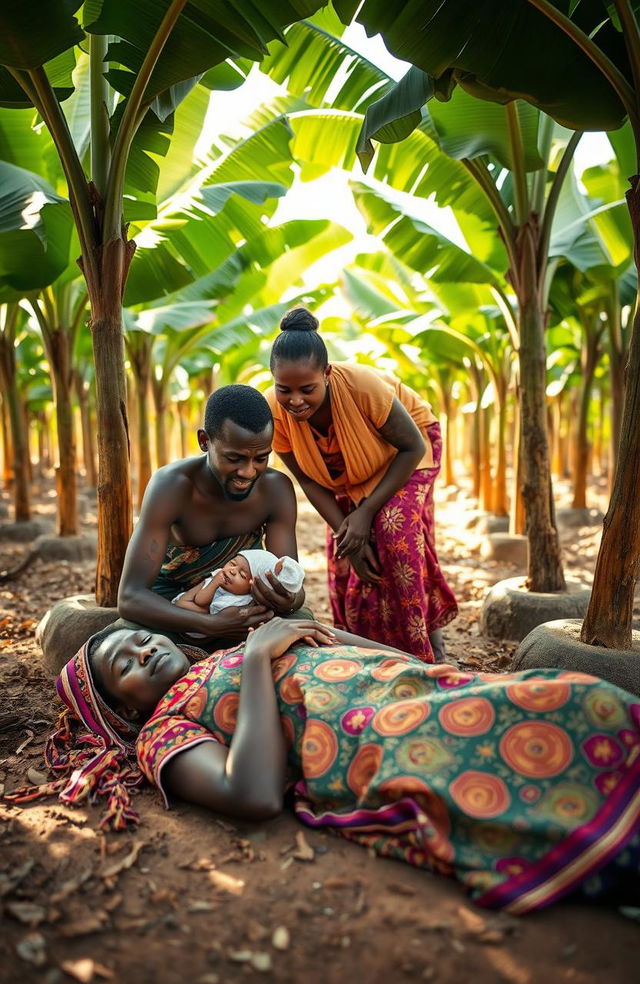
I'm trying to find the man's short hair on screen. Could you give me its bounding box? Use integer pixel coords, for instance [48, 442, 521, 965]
[204, 385, 273, 440]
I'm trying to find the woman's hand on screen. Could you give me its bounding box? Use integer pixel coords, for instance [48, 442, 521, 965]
[349, 543, 382, 585]
[333, 504, 373, 559]
[245, 617, 336, 660]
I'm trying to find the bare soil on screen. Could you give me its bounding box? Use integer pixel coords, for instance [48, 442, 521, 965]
[0, 477, 638, 984]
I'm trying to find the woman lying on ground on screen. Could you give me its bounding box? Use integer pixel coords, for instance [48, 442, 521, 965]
[9, 619, 640, 915]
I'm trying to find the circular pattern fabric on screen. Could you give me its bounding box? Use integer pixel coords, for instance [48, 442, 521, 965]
[449, 770, 511, 819]
[506, 678, 571, 712]
[370, 658, 412, 681]
[372, 699, 429, 736]
[302, 719, 339, 778]
[279, 675, 304, 705]
[499, 722, 573, 778]
[213, 692, 239, 732]
[346, 743, 383, 796]
[395, 736, 454, 773]
[438, 697, 495, 737]
[272, 652, 297, 682]
[341, 706, 375, 735]
[314, 659, 361, 682]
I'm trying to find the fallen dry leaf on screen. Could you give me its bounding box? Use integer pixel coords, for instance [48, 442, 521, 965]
[60, 958, 114, 982]
[16, 932, 47, 967]
[99, 841, 145, 882]
[387, 882, 416, 897]
[0, 859, 35, 898]
[5, 901, 47, 926]
[293, 831, 314, 862]
[26, 766, 48, 785]
[15, 731, 34, 755]
[208, 870, 245, 896]
[187, 900, 217, 913]
[50, 867, 93, 905]
[272, 926, 290, 951]
[456, 905, 487, 935]
[178, 856, 216, 872]
[60, 914, 107, 937]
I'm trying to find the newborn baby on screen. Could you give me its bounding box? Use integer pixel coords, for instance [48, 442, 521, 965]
[172, 549, 305, 636]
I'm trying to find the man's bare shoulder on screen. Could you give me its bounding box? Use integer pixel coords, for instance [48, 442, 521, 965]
[143, 457, 203, 504]
[259, 468, 295, 501]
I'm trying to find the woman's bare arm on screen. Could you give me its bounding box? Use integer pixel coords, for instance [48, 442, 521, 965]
[161, 619, 336, 819]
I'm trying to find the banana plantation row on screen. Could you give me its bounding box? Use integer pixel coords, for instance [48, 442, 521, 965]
[0, 2, 638, 656]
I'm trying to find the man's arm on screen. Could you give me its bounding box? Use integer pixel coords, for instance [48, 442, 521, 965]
[118, 473, 270, 637]
[251, 472, 305, 614]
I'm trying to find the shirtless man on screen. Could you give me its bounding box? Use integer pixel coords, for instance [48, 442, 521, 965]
[118, 385, 306, 647]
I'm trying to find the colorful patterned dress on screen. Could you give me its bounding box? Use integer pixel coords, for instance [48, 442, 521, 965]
[327, 427, 457, 658]
[136, 644, 640, 913]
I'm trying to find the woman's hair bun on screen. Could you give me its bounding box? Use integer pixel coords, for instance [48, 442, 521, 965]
[280, 307, 319, 333]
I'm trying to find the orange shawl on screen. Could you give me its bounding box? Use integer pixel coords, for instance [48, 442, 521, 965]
[267, 363, 437, 504]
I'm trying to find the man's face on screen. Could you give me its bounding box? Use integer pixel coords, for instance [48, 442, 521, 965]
[200, 419, 273, 501]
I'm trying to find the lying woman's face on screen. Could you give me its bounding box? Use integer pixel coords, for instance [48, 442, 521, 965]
[91, 629, 190, 714]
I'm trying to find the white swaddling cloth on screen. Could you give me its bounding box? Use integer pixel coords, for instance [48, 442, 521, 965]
[172, 549, 305, 617]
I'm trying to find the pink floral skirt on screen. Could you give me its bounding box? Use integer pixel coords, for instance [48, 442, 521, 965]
[327, 426, 457, 660]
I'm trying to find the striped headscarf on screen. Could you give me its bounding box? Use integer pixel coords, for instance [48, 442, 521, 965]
[5, 634, 205, 830]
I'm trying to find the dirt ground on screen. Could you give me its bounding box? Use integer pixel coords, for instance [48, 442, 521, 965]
[0, 475, 638, 984]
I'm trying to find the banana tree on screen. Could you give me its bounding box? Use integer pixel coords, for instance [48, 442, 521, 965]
[0, 0, 332, 604]
[344, 0, 640, 650]
[0, 304, 33, 521]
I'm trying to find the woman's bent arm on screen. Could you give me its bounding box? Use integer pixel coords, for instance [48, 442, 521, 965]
[160, 620, 335, 819]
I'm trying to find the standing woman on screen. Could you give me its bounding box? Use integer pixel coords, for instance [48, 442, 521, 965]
[265, 308, 457, 661]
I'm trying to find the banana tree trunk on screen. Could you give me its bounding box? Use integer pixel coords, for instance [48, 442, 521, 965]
[130, 351, 152, 511]
[494, 393, 509, 516]
[480, 404, 493, 511]
[571, 326, 599, 511]
[1, 397, 12, 489]
[45, 327, 78, 536]
[85, 240, 134, 607]
[152, 378, 169, 468]
[74, 374, 97, 489]
[510, 378, 526, 534]
[441, 383, 456, 487]
[514, 221, 565, 591]
[0, 334, 30, 521]
[581, 175, 640, 648]
[607, 307, 625, 482]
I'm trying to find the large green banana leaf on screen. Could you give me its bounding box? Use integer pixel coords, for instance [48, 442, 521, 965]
[0, 162, 74, 297]
[353, 1, 627, 132]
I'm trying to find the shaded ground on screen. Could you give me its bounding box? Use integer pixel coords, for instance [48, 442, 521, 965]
[0, 476, 638, 984]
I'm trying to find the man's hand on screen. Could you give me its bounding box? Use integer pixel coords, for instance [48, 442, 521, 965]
[251, 570, 298, 615]
[245, 618, 336, 660]
[203, 603, 274, 641]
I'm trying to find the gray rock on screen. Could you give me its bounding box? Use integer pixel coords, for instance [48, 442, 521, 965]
[556, 507, 604, 529]
[480, 533, 528, 568]
[33, 533, 97, 562]
[36, 594, 119, 677]
[478, 514, 510, 535]
[512, 619, 640, 697]
[0, 519, 54, 543]
[481, 577, 591, 642]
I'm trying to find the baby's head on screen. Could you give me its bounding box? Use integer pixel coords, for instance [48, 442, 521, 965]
[220, 554, 252, 595]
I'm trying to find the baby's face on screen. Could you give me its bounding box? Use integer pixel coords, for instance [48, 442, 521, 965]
[221, 555, 251, 595]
